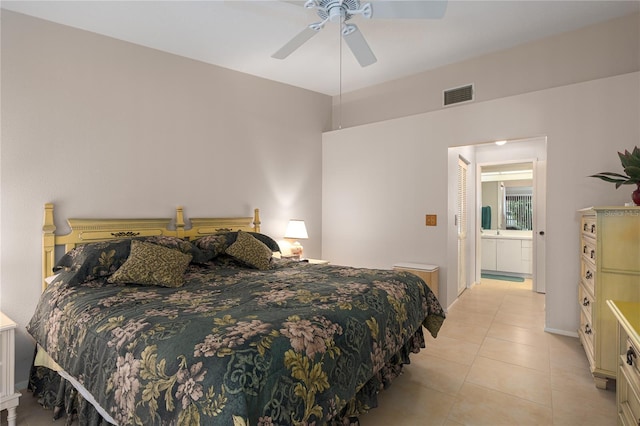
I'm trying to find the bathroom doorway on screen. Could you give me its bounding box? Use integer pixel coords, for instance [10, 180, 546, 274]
[475, 138, 547, 293]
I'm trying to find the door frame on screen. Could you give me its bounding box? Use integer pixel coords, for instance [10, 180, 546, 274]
[475, 157, 546, 293]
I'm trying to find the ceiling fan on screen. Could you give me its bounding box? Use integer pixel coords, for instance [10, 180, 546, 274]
[272, 0, 448, 67]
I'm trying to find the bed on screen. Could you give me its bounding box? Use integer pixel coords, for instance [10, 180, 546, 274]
[27, 203, 445, 425]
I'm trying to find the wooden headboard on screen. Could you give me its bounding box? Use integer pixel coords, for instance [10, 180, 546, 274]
[42, 203, 260, 290]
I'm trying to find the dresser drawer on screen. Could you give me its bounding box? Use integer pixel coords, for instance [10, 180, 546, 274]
[618, 358, 640, 426]
[581, 216, 597, 237]
[581, 237, 597, 265]
[580, 259, 596, 295]
[579, 310, 595, 366]
[578, 283, 594, 320]
[626, 338, 640, 377]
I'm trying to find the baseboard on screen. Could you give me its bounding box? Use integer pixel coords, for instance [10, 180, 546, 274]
[15, 380, 28, 392]
[544, 327, 579, 338]
[444, 296, 459, 314]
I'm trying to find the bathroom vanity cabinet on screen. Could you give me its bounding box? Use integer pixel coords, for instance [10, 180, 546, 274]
[481, 232, 532, 274]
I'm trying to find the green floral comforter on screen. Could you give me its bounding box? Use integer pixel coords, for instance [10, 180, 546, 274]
[28, 258, 444, 425]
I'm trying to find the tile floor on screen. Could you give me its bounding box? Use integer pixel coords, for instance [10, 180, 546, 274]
[3, 278, 616, 425]
[359, 277, 617, 425]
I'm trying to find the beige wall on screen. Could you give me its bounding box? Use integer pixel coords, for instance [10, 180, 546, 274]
[323, 71, 639, 333]
[323, 12, 639, 321]
[333, 12, 640, 129]
[1, 10, 331, 386]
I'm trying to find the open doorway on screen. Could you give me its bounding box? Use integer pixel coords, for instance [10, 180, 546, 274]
[480, 162, 535, 279]
[474, 138, 547, 294]
[447, 137, 546, 306]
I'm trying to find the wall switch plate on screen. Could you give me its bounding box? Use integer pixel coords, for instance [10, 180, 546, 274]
[425, 214, 437, 226]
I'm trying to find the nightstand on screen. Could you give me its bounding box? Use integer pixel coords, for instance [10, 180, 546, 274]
[0, 312, 20, 426]
[307, 259, 329, 265]
[393, 262, 439, 299]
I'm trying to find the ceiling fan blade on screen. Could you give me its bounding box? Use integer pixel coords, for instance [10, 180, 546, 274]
[369, 0, 448, 19]
[342, 24, 377, 67]
[272, 26, 319, 59]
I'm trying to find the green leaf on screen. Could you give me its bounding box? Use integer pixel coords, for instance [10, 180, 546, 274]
[623, 165, 640, 179]
[592, 147, 640, 187]
[591, 172, 629, 179]
[589, 173, 628, 184]
[618, 147, 640, 168]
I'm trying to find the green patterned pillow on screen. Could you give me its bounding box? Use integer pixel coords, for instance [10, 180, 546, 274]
[225, 230, 272, 270]
[108, 240, 192, 287]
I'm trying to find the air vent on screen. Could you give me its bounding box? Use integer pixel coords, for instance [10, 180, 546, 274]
[444, 84, 474, 106]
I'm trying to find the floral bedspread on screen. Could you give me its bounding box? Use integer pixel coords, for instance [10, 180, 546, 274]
[28, 258, 445, 426]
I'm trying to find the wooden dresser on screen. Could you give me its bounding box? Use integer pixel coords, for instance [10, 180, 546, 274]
[578, 207, 640, 389]
[607, 300, 640, 426]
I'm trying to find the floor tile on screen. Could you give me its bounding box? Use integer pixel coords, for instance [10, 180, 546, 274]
[486, 321, 549, 348]
[551, 387, 616, 426]
[410, 352, 471, 395]
[478, 336, 550, 372]
[448, 382, 553, 426]
[423, 335, 481, 366]
[437, 319, 489, 345]
[465, 355, 552, 406]
[493, 309, 546, 330]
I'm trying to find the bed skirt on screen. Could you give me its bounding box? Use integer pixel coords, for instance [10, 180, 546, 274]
[28, 327, 427, 426]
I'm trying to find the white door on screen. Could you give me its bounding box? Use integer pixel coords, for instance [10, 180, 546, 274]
[457, 157, 469, 295]
[533, 158, 547, 293]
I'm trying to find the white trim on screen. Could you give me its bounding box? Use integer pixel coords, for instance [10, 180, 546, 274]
[544, 327, 579, 338]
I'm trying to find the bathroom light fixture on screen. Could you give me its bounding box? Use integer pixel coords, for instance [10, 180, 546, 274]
[284, 219, 308, 259]
[495, 140, 507, 146]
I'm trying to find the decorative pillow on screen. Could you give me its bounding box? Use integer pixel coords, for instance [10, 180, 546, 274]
[225, 230, 273, 270]
[195, 232, 280, 259]
[53, 239, 133, 281]
[142, 235, 211, 264]
[246, 232, 281, 253]
[108, 240, 192, 287]
[194, 234, 228, 258]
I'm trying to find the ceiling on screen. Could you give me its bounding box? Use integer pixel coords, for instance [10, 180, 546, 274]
[3, 1, 639, 96]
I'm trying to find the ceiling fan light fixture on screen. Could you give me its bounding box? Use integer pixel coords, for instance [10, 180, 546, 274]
[304, 0, 319, 9]
[348, 3, 372, 19]
[341, 24, 356, 36]
[328, 5, 344, 22]
[272, 0, 447, 65]
[309, 20, 328, 31]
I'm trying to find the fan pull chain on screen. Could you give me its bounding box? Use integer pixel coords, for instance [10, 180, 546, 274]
[338, 22, 343, 130]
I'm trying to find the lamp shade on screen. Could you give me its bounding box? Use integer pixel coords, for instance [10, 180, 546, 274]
[284, 220, 308, 240]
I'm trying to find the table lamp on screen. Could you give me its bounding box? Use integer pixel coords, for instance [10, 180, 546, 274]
[284, 219, 308, 259]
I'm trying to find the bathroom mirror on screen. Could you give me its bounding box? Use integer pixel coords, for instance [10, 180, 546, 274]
[481, 163, 533, 231]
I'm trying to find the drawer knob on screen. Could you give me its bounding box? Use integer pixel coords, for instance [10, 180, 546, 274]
[585, 270, 593, 280]
[583, 245, 588, 254]
[585, 324, 592, 335]
[590, 250, 595, 259]
[591, 224, 596, 233]
[582, 297, 590, 307]
[627, 346, 637, 366]
[584, 223, 588, 231]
